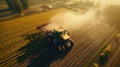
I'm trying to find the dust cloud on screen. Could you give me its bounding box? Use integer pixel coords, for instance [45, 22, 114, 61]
[45, 0, 120, 31]
[48, 9, 102, 30]
[45, 10, 104, 31]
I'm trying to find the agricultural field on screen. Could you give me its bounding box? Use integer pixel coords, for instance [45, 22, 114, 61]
[0, 8, 70, 67]
[0, 1, 120, 67]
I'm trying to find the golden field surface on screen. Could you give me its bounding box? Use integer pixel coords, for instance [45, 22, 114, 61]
[0, 8, 71, 67]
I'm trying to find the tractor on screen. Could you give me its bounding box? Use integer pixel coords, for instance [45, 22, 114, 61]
[37, 24, 74, 52]
[46, 28, 74, 52]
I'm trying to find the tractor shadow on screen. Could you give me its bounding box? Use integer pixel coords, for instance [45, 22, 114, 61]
[17, 32, 73, 67]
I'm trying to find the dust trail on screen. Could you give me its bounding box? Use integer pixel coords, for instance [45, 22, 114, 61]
[45, 9, 104, 31]
[45, 0, 120, 31]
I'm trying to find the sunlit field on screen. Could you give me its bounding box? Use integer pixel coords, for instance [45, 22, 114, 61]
[0, 0, 120, 67]
[0, 8, 71, 67]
